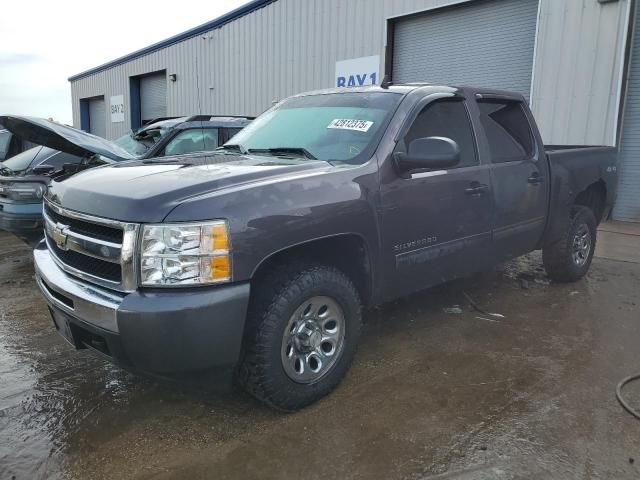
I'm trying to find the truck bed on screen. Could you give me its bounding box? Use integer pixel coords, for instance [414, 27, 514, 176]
[543, 144, 618, 243]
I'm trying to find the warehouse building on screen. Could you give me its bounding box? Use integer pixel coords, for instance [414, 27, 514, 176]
[69, 0, 640, 222]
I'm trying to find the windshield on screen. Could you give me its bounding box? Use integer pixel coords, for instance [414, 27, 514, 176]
[1, 146, 44, 172]
[227, 92, 402, 164]
[0, 130, 11, 160]
[114, 127, 168, 157]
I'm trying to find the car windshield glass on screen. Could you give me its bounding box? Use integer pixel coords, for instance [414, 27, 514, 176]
[0, 130, 11, 160]
[114, 127, 168, 157]
[226, 92, 403, 164]
[1, 146, 44, 172]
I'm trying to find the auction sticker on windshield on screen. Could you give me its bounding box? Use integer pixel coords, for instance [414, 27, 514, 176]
[328, 119, 374, 132]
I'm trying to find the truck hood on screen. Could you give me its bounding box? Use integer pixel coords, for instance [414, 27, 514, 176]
[0, 115, 134, 162]
[46, 154, 334, 222]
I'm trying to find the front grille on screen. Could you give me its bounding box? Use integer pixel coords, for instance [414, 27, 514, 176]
[44, 204, 123, 244]
[47, 234, 122, 283]
[43, 202, 126, 287]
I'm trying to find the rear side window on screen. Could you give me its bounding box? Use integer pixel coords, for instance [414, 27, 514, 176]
[478, 101, 534, 163]
[404, 99, 478, 168]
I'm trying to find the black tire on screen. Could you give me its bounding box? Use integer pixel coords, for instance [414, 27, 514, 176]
[238, 263, 362, 411]
[543, 205, 597, 283]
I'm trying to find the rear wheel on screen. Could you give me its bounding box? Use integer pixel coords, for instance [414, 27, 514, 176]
[543, 205, 597, 282]
[238, 263, 362, 411]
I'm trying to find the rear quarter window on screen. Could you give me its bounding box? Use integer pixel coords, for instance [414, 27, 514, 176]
[478, 101, 534, 163]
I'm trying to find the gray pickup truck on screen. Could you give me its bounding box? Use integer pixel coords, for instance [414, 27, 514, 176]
[31, 84, 617, 410]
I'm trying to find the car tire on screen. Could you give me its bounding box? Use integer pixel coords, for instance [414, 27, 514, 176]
[238, 263, 362, 411]
[543, 205, 597, 283]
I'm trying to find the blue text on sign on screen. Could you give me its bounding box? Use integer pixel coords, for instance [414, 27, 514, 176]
[337, 72, 378, 88]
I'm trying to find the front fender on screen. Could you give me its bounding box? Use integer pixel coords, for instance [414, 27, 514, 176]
[164, 162, 381, 288]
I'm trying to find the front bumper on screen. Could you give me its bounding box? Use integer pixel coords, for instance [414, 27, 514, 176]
[0, 209, 43, 237]
[33, 245, 251, 375]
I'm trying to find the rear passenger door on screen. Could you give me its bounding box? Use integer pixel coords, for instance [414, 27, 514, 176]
[476, 98, 549, 260]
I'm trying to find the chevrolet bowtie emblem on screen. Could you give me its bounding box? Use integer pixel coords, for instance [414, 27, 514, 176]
[52, 223, 70, 251]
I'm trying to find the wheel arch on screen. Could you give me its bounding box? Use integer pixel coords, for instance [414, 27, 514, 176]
[250, 233, 375, 307]
[573, 180, 607, 224]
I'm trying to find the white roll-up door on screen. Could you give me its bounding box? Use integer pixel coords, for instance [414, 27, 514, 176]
[88, 97, 106, 138]
[392, 0, 539, 101]
[140, 73, 167, 123]
[614, 6, 640, 222]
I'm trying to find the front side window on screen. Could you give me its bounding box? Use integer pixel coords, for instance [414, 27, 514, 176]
[162, 129, 219, 156]
[227, 92, 403, 164]
[478, 101, 534, 163]
[404, 99, 478, 168]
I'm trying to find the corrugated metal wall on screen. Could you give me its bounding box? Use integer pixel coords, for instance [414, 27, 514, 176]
[614, 2, 640, 222]
[531, 0, 630, 146]
[71, 0, 630, 147]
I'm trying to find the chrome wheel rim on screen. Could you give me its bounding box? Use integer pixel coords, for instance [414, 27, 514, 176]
[572, 223, 591, 267]
[281, 296, 346, 384]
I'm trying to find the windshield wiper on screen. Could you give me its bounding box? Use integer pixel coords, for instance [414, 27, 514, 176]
[247, 147, 317, 160]
[142, 157, 194, 166]
[216, 144, 248, 155]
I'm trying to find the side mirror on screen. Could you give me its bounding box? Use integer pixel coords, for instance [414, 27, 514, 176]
[394, 136, 460, 173]
[31, 164, 56, 175]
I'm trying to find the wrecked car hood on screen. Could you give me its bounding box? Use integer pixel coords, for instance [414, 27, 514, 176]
[46, 154, 335, 222]
[0, 115, 134, 162]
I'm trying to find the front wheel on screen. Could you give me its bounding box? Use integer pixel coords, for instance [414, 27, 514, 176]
[238, 264, 362, 411]
[543, 205, 597, 283]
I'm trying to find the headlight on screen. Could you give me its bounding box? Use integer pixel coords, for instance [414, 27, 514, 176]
[140, 221, 231, 286]
[0, 182, 46, 201]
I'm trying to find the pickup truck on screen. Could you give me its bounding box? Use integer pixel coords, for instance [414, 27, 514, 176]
[31, 84, 617, 411]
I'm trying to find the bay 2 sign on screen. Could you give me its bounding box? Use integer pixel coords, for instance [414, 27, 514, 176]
[110, 95, 125, 123]
[335, 55, 380, 88]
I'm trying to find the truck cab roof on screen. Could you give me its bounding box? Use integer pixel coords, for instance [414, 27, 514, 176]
[291, 84, 528, 103]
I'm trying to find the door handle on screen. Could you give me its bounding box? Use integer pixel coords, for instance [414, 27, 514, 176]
[528, 173, 543, 185]
[465, 183, 489, 196]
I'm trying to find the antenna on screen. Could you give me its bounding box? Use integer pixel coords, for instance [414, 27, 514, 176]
[380, 75, 392, 89]
[194, 38, 205, 152]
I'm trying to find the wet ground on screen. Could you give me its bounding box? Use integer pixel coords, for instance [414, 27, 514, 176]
[1, 230, 640, 480]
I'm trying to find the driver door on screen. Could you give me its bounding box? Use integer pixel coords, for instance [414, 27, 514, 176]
[378, 97, 494, 299]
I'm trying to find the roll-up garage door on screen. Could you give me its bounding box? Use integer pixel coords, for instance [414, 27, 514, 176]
[140, 73, 167, 123]
[88, 97, 106, 138]
[614, 7, 640, 222]
[392, 0, 539, 101]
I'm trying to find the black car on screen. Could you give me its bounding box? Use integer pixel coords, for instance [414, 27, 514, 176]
[0, 115, 252, 245]
[112, 115, 253, 159]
